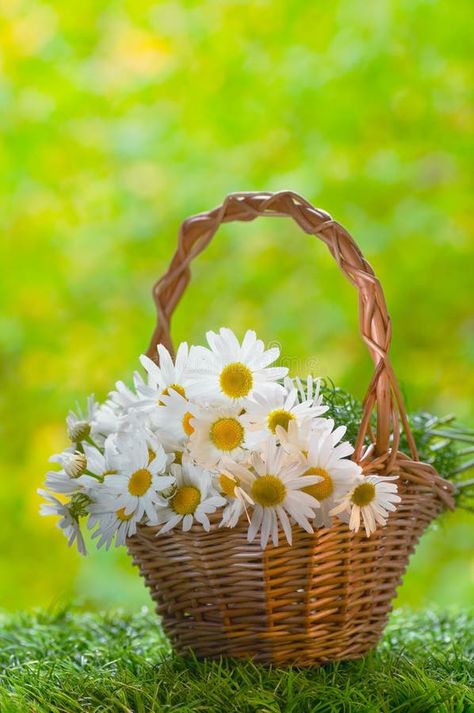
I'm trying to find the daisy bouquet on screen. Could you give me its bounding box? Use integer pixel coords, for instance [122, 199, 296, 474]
[39, 328, 402, 554]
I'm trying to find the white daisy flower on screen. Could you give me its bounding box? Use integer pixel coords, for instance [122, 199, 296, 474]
[282, 422, 362, 529]
[156, 431, 188, 468]
[89, 401, 123, 446]
[44, 470, 92, 496]
[66, 395, 100, 443]
[188, 404, 248, 468]
[215, 462, 254, 528]
[155, 460, 226, 534]
[150, 389, 199, 447]
[137, 342, 194, 407]
[104, 415, 160, 455]
[81, 438, 119, 479]
[91, 374, 150, 445]
[140, 428, 175, 470]
[87, 502, 139, 549]
[293, 374, 324, 405]
[243, 378, 328, 447]
[186, 328, 288, 405]
[84, 432, 159, 548]
[331, 474, 401, 537]
[38, 490, 88, 555]
[103, 435, 174, 522]
[224, 440, 321, 548]
[276, 418, 320, 454]
[110, 372, 146, 410]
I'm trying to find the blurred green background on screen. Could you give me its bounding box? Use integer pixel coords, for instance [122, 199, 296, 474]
[1, 0, 473, 612]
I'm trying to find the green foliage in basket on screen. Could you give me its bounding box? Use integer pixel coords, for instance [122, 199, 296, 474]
[318, 380, 474, 510]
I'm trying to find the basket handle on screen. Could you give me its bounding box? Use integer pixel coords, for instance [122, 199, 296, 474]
[146, 191, 418, 462]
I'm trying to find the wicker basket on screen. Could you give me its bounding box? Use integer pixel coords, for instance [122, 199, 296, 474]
[127, 191, 455, 666]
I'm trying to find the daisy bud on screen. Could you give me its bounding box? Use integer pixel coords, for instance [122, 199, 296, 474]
[68, 420, 91, 443]
[64, 452, 87, 478]
[70, 492, 92, 518]
[160, 484, 176, 499]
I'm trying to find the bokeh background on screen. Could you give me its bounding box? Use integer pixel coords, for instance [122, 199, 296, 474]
[1, 0, 473, 612]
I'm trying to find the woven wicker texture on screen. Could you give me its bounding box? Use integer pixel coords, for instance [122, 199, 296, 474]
[127, 191, 455, 665]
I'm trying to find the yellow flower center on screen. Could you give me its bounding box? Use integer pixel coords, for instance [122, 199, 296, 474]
[352, 481, 376, 507]
[128, 468, 152, 497]
[171, 485, 201, 515]
[210, 417, 244, 452]
[267, 409, 295, 434]
[303, 467, 334, 501]
[182, 412, 195, 436]
[162, 383, 186, 398]
[219, 362, 253, 398]
[157, 383, 186, 405]
[116, 507, 133, 522]
[251, 475, 286, 507]
[219, 473, 240, 498]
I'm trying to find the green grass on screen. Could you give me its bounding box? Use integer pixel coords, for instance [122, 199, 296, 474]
[1, 610, 472, 712]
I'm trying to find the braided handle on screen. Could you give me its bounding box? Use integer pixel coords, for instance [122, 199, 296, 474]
[147, 191, 418, 462]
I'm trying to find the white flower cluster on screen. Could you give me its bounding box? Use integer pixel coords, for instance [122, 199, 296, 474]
[39, 328, 401, 555]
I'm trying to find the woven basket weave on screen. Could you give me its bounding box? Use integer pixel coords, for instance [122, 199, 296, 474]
[127, 191, 455, 666]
